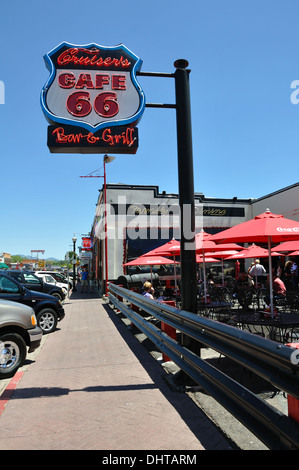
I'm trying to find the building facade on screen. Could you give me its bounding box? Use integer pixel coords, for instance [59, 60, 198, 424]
[89, 182, 299, 292]
[0, 252, 11, 265]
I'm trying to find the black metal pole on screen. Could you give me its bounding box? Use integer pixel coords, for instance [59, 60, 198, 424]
[173, 60, 201, 370]
[174, 59, 197, 315]
[73, 239, 77, 292]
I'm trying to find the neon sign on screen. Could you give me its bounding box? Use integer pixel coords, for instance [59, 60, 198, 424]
[81, 237, 93, 251]
[47, 125, 138, 153]
[41, 43, 145, 154]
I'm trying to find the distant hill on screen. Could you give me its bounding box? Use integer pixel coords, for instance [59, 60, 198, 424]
[15, 255, 60, 262]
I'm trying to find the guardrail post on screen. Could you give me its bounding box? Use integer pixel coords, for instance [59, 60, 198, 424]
[116, 285, 123, 312]
[116, 294, 123, 312]
[286, 342, 299, 423]
[130, 302, 139, 329]
[160, 300, 177, 361]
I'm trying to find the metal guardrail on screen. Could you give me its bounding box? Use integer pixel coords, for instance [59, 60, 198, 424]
[108, 283, 299, 450]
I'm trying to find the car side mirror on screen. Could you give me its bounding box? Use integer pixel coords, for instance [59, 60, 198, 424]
[19, 285, 26, 295]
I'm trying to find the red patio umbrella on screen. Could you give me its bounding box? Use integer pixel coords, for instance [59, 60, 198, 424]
[142, 239, 181, 290]
[225, 244, 282, 260]
[142, 233, 243, 300]
[271, 240, 299, 253]
[211, 210, 299, 244]
[123, 254, 178, 284]
[196, 255, 220, 263]
[211, 209, 299, 313]
[143, 236, 241, 294]
[156, 231, 227, 255]
[287, 250, 299, 257]
[195, 231, 243, 253]
[235, 260, 240, 280]
[143, 239, 181, 257]
[123, 255, 176, 266]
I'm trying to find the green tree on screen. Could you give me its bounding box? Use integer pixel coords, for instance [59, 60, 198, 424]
[65, 251, 78, 262]
[11, 255, 26, 263]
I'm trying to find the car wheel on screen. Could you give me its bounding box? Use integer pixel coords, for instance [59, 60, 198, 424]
[37, 308, 58, 334]
[0, 333, 27, 379]
[51, 292, 63, 301]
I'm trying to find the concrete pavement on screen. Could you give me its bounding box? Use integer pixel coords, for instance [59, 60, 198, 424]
[0, 288, 233, 451]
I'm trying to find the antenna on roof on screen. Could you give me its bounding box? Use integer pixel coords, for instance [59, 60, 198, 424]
[79, 167, 104, 178]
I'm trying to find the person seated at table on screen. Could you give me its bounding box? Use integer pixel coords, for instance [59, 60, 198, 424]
[233, 272, 254, 309]
[283, 260, 293, 290]
[143, 281, 154, 299]
[264, 270, 286, 306]
[273, 272, 286, 297]
[290, 258, 298, 290]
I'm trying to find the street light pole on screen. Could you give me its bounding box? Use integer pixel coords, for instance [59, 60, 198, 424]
[174, 59, 197, 315]
[80, 155, 115, 296]
[104, 158, 108, 295]
[103, 154, 115, 296]
[72, 233, 77, 292]
[174, 59, 200, 362]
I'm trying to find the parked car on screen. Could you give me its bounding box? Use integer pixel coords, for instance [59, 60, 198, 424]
[0, 272, 65, 334]
[34, 273, 68, 296]
[0, 299, 43, 379]
[2, 270, 66, 301]
[35, 270, 72, 289]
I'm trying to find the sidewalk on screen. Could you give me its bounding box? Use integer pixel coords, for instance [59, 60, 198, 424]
[0, 289, 233, 451]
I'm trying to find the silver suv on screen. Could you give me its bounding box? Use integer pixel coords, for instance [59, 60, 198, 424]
[0, 299, 43, 379]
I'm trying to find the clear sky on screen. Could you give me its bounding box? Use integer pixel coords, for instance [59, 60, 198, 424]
[0, 0, 299, 260]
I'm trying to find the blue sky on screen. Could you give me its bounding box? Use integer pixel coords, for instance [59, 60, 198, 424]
[0, 0, 299, 260]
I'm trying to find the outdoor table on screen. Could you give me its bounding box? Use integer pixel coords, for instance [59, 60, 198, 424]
[232, 311, 299, 343]
[197, 297, 233, 322]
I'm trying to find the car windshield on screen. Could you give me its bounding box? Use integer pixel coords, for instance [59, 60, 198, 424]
[23, 273, 41, 284]
[0, 275, 19, 293]
[42, 272, 66, 282]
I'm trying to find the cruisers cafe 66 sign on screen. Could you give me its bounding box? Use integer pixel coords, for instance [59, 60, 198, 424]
[41, 43, 145, 154]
